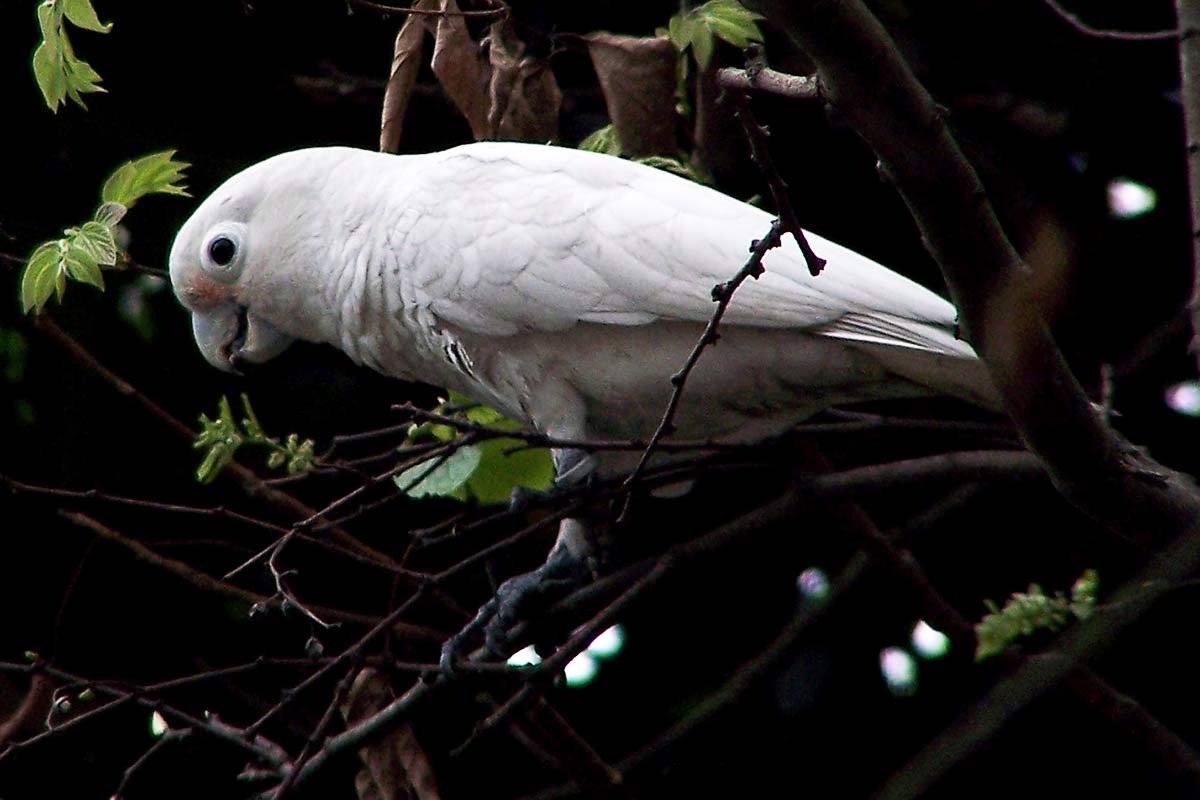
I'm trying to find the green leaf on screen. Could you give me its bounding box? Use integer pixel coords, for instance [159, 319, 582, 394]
[62, 243, 104, 289]
[196, 443, 235, 484]
[696, 0, 764, 48]
[93, 201, 127, 226]
[579, 124, 622, 155]
[21, 242, 63, 314]
[32, 2, 109, 112]
[63, 0, 112, 33]
[395, 446, 482, 499]
[32, 41, 67, 111]
[239, 393, 266, 438]
[466, 438, 554, 505]
[36, 3, 61, 49]
[666, 13, 697, 52]
[101, 150, 190, 208]
[73, 220, 118, 266]
[194, 397, 244, 483]
[689, 24, 714, 70]
[62, 50, 105, 99]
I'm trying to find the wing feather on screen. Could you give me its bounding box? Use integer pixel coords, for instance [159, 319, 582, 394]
[406, 142, 970, 357]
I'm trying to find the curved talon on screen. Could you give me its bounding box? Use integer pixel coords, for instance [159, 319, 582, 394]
[439, 597, 498, 677]
[440, 535, 594, 676]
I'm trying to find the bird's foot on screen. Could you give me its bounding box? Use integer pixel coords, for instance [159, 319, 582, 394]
[508, 449, 598, 512]
[439, 538, 591, 676]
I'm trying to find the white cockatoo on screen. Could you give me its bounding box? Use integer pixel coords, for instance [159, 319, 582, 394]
[169, 142, 997, 660]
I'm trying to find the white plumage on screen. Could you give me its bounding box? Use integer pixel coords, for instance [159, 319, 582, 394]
[169, 142, 996, 476]
[170, 141, 999, 658]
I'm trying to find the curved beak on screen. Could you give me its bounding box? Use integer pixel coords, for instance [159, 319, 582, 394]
[191, 303, 294, 373]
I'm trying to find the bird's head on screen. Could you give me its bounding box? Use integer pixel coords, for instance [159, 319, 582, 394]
[168, 148, 363, 373]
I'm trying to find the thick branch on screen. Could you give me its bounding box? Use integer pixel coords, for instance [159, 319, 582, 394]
[746, 0, 1200, 539]
[744, 0, 1200, 795]
[1177, 0, 1200, 362]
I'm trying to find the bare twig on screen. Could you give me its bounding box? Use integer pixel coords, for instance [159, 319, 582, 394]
[618, 219, 786, 518]
[0, 660, 292, 770]
[718, 65, 819, 100]
[731, 93, 826, 275]
[57, 511, 428, 634]
[1040, 0, 1177, 41]
[31, 316, 402, 571]
[348, 0, 508, 19]
[112, 728, 190, 799]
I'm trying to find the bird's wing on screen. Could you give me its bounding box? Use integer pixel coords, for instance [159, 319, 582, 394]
[404, 142, 970, 357]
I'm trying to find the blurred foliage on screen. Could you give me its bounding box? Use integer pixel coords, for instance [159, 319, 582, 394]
[975, 569, 1099, 660]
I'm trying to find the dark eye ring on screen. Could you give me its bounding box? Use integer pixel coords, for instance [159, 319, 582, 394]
[208, 236, 237, 267]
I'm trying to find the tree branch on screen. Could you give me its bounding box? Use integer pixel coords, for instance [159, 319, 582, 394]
[1176, 0, 1200, 363]
[744, 0, 1200, 794]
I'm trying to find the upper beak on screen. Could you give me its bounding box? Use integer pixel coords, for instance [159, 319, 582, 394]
[190, 303, 293, 373]
[192, 303, 244, 373]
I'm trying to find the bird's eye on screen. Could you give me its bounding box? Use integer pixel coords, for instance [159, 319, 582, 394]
[200, 226, 246, 282]
[209, 236, 237, 266]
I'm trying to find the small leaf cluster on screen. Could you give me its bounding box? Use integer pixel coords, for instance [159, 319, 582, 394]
[194, 395, 316, 484]
[33, 0, 112, 112]
[974, 569, 1099, 661]
[21, 151, 189, 314]
[579, 125, 711, 185]
[394, 392, 554, 504]
[665, 0, 764, 70]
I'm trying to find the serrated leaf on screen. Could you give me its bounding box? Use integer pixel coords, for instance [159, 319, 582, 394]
[395, 446, 482, 499]
[696, 0, 764, 48]
[101, 150, 190, 208]
[466, 438, 554, 505]
[93, 201, 127, 226]
[73, 220, 118, 265]
[63, 51, 104, 96]
[20, 242, 62, 314]
[62, 243, 104, 289]
[63, 0, 112, 33]
[579, 124, 622, 155]
[32, 1, 107, 112]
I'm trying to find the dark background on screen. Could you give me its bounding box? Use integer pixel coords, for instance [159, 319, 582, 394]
[1, 1, 1199, 798]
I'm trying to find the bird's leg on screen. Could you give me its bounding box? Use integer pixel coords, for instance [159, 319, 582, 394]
[441, 439, 604, 674]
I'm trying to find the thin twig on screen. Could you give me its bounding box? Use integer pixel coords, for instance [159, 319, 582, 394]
[57, 511, 421, 633]
[1040, 0, 1177, 41]
[731, 90, 826, 275]
[347, 0, 508, 19]
[30, 316, 402, 571]
[617, 219, 786, 521]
